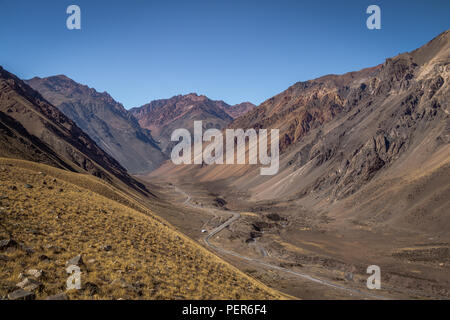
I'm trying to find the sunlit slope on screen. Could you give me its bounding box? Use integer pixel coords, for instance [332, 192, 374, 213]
[0, 158, 283, 300]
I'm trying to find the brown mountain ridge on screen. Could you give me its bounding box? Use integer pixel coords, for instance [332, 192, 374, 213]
[130, 93, 254, 154]
[26, 75, 166, 174]
[0, 66, 149, 195]
[151, 30, 450, 233]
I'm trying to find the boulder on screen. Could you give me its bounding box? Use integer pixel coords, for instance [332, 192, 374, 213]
[345, 272, 354, 282]
[8, 289, 35, 300]
[26, 269, 43, 279]
[0, 254, 9, 261]
[17, 278, 42, 291]
[84, 282, 99, 296]
[66, 254, 83, 267]
[0, 239, 18, 251]
[101, 245, 112, 252]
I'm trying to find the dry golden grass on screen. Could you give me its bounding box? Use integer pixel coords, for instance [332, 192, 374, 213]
[0, 158, 283, 300]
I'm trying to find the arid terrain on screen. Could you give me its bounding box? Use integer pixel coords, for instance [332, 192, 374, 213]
[1, 29, 449, 300]
[143, 177, 449, 300]
[0, 65, 283, 300]
[144, 30, 450, 299]
[0, 158, 283, 300]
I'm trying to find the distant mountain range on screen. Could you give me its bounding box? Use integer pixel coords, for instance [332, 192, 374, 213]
[25, 77, 255, 171]
[26, 76, 166, 174]
[130, 94, 255, 154]
[222, 101, 256, 118]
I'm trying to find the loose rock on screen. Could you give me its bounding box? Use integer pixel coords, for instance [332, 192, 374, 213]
[39, 254, 51, 261]
[84, 282, 99, 296]
[101, 244, 112, 252]
[8, 289, 35, 300]
[17, 278, 42, 291]
[26, 269, 44, 279]
[0, 239, 19, 251]
[110, 278, 132, 289]
[19, 243, 35, 255]
[0, 254, 9, 261]
[66, 254, 83, 267]
[345, 272, 354, 282]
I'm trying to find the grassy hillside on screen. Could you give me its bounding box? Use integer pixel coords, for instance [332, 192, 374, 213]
[0, 158, 283, 300]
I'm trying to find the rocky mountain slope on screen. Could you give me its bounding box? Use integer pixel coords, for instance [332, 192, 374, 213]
[130, 94, 231, 154]
[223, 101, 256, 118]
[0, 67, 148, 195]
[26, 76, 166, 174]
[151, 30, 450, 233]
[0, 68, 285, 301]
[130, 94, 254, 154]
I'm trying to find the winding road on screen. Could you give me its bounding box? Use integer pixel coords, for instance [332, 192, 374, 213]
[175, 186, 389, 300]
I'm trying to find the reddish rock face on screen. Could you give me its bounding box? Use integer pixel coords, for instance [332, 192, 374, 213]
[230, 65, 382, 153]
[224, 102, 256, 119]
[130, 93, 254, 154]
[153, 30, 449, 219]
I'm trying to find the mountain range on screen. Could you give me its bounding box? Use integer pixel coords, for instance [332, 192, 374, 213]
[130, 94, 254, 154]
[0, 67, 148, 195]
[25, 76, 166, 174]
[25, 77, 255, 169]
[0, 29, 448, 300]
[152, 30, 450, 233]
[0, 67, 278, 301]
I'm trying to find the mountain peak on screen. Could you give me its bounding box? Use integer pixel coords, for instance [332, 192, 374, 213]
[130, 93, 256, 153]
[0, 66, 152, 194]
[25, 75, 166, 173]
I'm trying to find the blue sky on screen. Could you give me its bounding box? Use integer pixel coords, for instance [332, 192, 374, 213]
[0, 0, 448, 108]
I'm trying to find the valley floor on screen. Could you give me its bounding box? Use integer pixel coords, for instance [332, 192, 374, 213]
[1, 156, 448, 300]
[142, 177, 450, 300]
